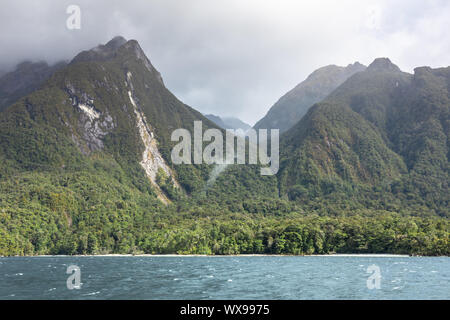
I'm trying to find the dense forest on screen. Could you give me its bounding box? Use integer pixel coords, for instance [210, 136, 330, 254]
[0, 162, 448, 256]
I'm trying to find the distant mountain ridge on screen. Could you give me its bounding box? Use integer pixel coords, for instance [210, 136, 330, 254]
[254, 62, 366, 133]
[204, 114, 251, 132]
[0, 37, 448, 257]
[204, 114, 227, 128]
[0, 36, 219, 201]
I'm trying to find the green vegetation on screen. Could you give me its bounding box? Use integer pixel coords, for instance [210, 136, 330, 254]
[275, 59, 449, 219]
[0, 41, 448, 257]
[0, 61, 67, 112]
[254, 62, 366, 133]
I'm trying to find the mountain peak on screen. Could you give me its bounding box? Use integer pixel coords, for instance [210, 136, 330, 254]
[307, 62, 366, 82]
[123, 39, 165, 86]
[346, 61, 366, 72]
[367, 58, 401, 72]
[204, 114, 251, 133]
[105, 36, 127, 50]
[0, 60, 67, 111]
[122, 39, 145, 57]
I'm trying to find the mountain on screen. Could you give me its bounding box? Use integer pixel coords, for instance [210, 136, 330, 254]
[222, 117, 252, 131]
[0, 60, 67, 112]
[0, 36, 231, 254]
[208, 58, 449, 218]
[204, 114, 251, 132]
[0, 42, 448, 257]
[254, 62, 366, 133]
[0, 36, 227, 254]
[277, 58, 448, 216]
[204, 114, 227, 128]
[0, 36, 221, 198]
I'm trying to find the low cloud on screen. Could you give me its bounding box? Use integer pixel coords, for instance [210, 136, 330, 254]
[1, 0, 449, 124]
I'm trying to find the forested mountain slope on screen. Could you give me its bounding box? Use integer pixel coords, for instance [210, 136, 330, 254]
[278, 58, 448, 217]
[0, 37, 220, 255]
[254, 62, 366, 133]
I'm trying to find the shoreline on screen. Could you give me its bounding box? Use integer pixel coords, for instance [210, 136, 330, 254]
[0, 253, 422, 258]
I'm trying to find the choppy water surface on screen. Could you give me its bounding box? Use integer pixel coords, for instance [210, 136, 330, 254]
[0, 255, 448, 299]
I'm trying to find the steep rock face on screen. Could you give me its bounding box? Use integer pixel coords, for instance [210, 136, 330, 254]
[254, 62, 366, 133]
[126, 71, 179, 203]
[65, 82, 115, 154]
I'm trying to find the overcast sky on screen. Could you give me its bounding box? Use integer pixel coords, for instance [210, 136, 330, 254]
[1, 0, 449, 125]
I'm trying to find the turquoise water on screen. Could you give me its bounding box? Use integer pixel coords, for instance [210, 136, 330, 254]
[0, 256, 448, 299]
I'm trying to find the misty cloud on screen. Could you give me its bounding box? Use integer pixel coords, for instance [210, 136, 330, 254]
[1, 0, 449, 124]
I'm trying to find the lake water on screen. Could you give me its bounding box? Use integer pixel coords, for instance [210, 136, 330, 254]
[0, 255, 448, 300]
